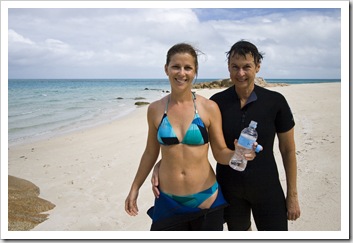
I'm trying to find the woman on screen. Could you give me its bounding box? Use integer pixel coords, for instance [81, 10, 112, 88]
[125, 43, 245, 231]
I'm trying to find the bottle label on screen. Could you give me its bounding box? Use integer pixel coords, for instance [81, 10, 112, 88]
[238, 134, 256, 149]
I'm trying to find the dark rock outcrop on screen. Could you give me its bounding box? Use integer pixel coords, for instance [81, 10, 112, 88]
[135, 101, 150, 106]
[192, 77, 288, 89]
[8, 175, 55, 231]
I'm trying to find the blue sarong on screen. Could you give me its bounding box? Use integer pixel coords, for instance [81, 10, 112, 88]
[147, 185, 228, 230]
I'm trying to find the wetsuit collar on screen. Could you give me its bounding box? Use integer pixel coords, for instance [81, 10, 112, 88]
[234, 86, 258, 107]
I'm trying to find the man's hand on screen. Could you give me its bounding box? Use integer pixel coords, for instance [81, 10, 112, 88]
[286, 194, 301, 221]
[151, 160, 161, 198]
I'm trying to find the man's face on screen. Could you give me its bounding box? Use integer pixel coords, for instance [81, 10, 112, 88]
[228, 52, 260, 89]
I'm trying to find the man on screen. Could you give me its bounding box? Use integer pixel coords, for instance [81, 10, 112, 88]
[210, 40, 300, 230]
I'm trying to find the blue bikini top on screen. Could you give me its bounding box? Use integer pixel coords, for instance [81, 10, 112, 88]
[157, 93, 209, 146]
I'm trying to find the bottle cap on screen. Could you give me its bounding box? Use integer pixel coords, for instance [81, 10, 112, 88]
[255, 144, 263, 153]
[249, 120, 257, 128]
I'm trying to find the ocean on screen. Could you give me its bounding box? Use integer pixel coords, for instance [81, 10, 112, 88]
[7, 78, 340, 146]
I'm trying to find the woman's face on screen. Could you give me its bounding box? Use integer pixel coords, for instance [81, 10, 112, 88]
[165, 53, 196, 91]
[228, 52, 260, 90]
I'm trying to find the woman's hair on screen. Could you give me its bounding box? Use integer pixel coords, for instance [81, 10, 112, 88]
[226, 40, 264, 65]
[166, 43, 201, 75]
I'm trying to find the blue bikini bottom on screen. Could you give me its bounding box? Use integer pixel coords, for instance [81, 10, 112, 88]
[162, 181, 218, 208]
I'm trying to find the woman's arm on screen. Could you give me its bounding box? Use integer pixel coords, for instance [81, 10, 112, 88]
[125, 104, 160, 216]
[207, 100, 236, 165]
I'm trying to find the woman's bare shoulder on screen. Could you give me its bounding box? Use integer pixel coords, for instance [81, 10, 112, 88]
[195, 94, 218, 110]
[148, 96, 168, 117]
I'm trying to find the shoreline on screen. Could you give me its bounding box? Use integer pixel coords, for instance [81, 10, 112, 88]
[7, 81, 339, 148]
[8, 81, 338, 148]
[5, 82, 346, 237]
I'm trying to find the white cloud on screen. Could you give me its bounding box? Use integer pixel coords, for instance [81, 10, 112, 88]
[8, 29, 34, 45]
[207, 9, 341, 79]
[7, 7, 342, 79]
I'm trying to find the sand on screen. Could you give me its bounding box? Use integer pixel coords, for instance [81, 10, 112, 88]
[4, 83, 348, 240]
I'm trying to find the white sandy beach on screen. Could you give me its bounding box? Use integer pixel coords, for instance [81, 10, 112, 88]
[5, 83, 347, 239]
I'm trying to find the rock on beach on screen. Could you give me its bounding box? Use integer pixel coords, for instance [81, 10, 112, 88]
[192, 77, 289, 89]
[8, 175, 55, 231]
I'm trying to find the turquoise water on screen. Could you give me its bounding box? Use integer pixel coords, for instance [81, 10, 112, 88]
[7, 78, 340, 145]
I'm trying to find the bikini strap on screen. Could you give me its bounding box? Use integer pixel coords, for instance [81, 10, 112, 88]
[165, 92, 197, 114]
[192, 92, 198, 114]
[164, 95, 170, 114]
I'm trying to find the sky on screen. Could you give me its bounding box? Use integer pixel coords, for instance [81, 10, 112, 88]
[4, 2, 346, 80]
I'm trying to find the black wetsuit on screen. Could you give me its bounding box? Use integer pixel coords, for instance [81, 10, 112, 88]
[210, 85, 295, 231]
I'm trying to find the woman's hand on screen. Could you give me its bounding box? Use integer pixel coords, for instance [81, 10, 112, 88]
[234, 139, 257, 161]
[151, 160, 161, 198]
[125, 189, 139, 216]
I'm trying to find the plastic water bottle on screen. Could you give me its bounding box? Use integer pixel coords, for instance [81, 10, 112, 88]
[229, 120, 263, 171]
